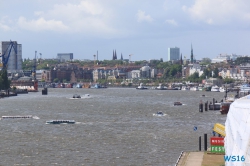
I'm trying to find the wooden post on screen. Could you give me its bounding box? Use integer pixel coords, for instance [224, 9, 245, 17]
[204, 133, 207, 151]
[199, 136, 201, 151]
[213, 98, 215, 110]
[205, 101, 208, 111]
[199, 100, 203, 112]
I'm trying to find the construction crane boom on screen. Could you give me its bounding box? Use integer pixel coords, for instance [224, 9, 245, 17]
[1, 41, 17, 69]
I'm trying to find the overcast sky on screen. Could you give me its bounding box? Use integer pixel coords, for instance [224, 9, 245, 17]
[1, 0, 250, 61]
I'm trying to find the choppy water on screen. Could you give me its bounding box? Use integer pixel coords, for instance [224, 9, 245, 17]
[0, 88, 227, 166]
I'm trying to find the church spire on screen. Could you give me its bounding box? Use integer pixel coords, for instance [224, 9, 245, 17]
[191, 44, 193, 64]
[115, 50, 117, 60]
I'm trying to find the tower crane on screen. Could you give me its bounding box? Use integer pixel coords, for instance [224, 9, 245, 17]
[32, 51, 37, 80]
[0, 41, 17, 70]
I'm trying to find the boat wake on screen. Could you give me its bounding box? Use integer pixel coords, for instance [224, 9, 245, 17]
[153, 113, 167, 117]
[68, 94, 91, 99]
[32, 116, 40, 119]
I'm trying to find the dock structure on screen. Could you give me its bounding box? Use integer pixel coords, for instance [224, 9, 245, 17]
[2, 115, 33, 119]
[175, 151, 225, 166]
[176, 152, 204, 166]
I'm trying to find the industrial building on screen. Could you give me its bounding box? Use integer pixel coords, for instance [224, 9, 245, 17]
[57, 53, 73, 62]
[0, 41, 22, 71]
[168, 47, 180, 61]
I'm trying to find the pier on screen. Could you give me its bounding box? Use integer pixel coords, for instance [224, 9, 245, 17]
[176, 151, 224, 166]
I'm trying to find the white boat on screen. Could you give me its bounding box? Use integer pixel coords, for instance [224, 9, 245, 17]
[190, 86, 199, 91]
[136, 83, 148, 90]
[198, 86, 203, 91]
[76, 84, 82, 88]
[211, 85, 219, 92]
[219, 87, 226, 92]
[181, 86, 190, 91]
[156, 84, 167, 90]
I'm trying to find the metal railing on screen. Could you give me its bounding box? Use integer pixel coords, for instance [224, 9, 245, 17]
[175, 151, 184, 166]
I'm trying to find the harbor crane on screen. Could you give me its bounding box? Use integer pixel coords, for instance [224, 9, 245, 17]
[30, 50, 39, 91]
[0, 41, 17, 70]
[32, 51, 37, 80]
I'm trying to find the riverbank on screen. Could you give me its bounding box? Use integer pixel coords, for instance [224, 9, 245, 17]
[0, 90, 17, 98]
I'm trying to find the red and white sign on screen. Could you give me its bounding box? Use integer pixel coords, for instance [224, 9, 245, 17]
[210, 137, 224, 146]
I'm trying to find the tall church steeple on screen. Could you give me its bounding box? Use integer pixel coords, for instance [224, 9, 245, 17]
[191, 44, 193, 64]
[112, 50, 115, 60]
[114, 50, 117, 60]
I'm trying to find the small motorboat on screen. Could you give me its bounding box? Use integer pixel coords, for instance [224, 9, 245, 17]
[174, 102, 182, 106]
[136, 83, 148, 90]
[46, 120, 75, 124]
[153, 111, 165, 116]
[156, 111, 164, 116]
[155, 84, 167, 90]
[73, 94, 81, 98]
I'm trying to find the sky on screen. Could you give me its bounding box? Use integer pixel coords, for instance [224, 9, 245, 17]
[1, 0, 250, 61]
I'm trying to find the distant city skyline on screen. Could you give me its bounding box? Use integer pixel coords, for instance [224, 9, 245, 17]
[1, 0, 250, 61]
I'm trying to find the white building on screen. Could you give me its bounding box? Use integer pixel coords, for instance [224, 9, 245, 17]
[130, 70, 141, 79]
[168, 47, 180, 61]
[211, 53, 239, 63]
[0, 41, 22, 71]
[189, 64, 204, 77]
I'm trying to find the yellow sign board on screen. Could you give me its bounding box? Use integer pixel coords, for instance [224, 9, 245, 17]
[213, 123, 226, 137]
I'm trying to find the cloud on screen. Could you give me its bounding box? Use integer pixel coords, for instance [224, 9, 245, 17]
[0, 16, 13, 31]
[165, 19, 178, 26]
[0, 23, 11, 31]
[136, 10, 153, 23]
[17, 17, 69, 32]
[21, 0, 119, 37]
[182, 0, 250, 25]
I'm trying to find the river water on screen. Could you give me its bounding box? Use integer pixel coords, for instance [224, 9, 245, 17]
[0, 88, 227, 166]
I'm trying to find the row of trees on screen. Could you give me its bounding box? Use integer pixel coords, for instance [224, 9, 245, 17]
[0, 69, 10, 90]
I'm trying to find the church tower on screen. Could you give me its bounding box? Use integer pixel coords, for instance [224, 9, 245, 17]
[191, 44, 193, 64]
